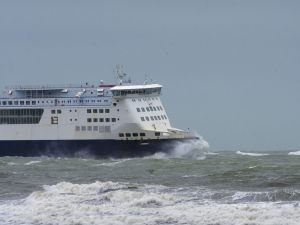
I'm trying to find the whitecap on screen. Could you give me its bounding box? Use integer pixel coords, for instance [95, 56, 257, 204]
[0, 181, 300, 225]
[95, 159, 131, 167]
[24, 161, 41, 166]
[236, 151, 269, 157]
[288, 151, 300, 156]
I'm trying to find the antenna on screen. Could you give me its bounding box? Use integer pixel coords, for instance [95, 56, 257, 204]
[115, 64, 127, 85]
[144, 74, 148, 85]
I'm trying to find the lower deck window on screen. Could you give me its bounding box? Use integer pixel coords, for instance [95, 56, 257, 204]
[155, 132, 161, 137]
[140, 133, 146, 137]
[126, 133, 131, 137]
[119, 133, 124, 137]
[133, 133, 138, 137]
[0, 109, 44, 124]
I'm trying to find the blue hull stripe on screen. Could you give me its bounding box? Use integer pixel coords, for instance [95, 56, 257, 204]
[0, 139, 189, 158]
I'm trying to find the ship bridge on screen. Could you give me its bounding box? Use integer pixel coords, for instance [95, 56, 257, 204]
[110, 84, 162, 98]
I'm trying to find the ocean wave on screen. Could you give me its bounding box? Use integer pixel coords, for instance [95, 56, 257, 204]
[0, 181, 300, 225]
[94, 159, 132, 167]
[24, 161, 41, 166]
[148, 136, 210, 160]
[236, 151, 269, 157]
[231, 190, 300, 202]
[288, 151, 300, 156]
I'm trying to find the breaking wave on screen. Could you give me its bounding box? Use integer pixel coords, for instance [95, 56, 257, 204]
[288, 151, 300, 156]
[236, 151, 269, 157]
[0, 181, 300, 225]
[150, 135, 210, 160]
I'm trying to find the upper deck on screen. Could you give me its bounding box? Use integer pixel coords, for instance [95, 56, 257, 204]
[0, 82, 163, 108]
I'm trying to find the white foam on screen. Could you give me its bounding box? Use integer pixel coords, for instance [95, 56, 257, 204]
[95, 159, 131, 167]
[149, 136, 210, 160]
[236, 151, 269, 157]
[24, 161, 41, 166]
[288, 151, 300, 156]
[0, 181, 299, 225]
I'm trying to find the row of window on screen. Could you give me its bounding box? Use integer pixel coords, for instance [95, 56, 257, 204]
[0, 109, 44, 124]
[119, 132, 146, 138]
[132, 97, 159, 102]
[51, 109, 62, 114]
[0, 99, 110, 106]
[118, 132, 160, 138]
[0, 109, 44, 116]
[75, 125, 111, 133]
[87, 118, 117, 123]
[140, 115, 167, 122]
[0, 117, 41, 124]
[1, 100, 39, 106]
[112, 88, 161, 97]
[87, 109, 110, 114]
[136, 106, 163, 113]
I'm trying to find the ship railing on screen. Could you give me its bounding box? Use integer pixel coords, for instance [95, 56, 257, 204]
[5, 83, 97, 90]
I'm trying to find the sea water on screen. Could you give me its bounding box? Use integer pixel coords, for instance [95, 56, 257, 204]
[0, 140, 300, 225]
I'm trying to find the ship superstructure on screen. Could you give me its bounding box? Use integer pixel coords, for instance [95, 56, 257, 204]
[0, 79, 196, 157]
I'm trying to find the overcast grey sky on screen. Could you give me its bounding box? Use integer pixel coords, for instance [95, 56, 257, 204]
[0, 0, 299, 151]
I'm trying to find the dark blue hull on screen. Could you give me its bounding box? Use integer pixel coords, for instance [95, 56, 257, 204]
[0, 139, 192, 158]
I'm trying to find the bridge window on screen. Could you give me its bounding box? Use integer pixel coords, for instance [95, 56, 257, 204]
[141, 117, 145, 121]
[87, 109, 91, 113]
[99, 109, 104, 113]
[112, 118, 116, 122]
[93, 109, 98, 113]
[105, 109, 110, 113]
[141, 107, 145, 112]
[136, 108, 141, 112]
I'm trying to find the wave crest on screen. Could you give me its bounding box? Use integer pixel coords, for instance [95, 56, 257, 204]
[150, 135, 210, 160]
[1, 181, 300, 225]
[236, 151, 269, 157]
[288, 151, 300, 156]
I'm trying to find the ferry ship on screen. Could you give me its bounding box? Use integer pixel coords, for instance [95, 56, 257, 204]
[0, 73, 197, 157]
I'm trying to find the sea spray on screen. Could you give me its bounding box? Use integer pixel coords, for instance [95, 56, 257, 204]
[150, 135, 210, 159]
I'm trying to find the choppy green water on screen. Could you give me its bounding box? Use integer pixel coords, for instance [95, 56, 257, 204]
[1, 148, 300, 225]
